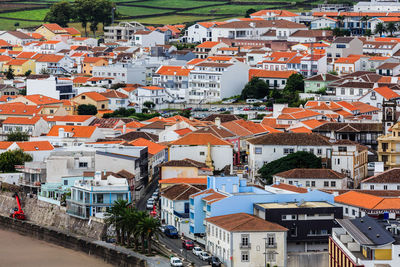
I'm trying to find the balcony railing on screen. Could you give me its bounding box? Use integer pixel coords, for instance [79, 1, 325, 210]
[240, 243, 251, 249]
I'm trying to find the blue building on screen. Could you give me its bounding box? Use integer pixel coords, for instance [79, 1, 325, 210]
[189, 176, 334, 234]
[67, 171, 130, 219]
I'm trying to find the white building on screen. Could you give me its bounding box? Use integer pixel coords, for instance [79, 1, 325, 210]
[2, 117, 49, 138]
[168, 132, 233, 172]
[273, 168, 347, 190]
[0, 31, 34, 46]
[188, 61, 249, 103]
[35, 54, 74, 75]
[326, 37, 363, 59]
[92, 63, 147, 85]
[186, 22, 225, 43]
[128, 85, 169, 110]
[360, 168, 400, 190]
[205, 213, 288, 267]
[100, 90, 129, 111]
[26, 76, 75, 100]
[354, 0, 400, 12]
[133, 30, 165, 47]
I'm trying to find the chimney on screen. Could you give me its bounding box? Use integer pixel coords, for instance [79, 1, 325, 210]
[58, 127, 65, 138]
[123, 124, 126, 134]
[322, 30, 326, 37]
[215, 117, 221, 127]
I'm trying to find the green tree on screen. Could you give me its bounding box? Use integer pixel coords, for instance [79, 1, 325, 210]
[386, 22, 397, 36]
[143, 101, 155, 110]
[77, 104, 98, 115]
[138, 215, 161, 254]
[375, 22, 386, 37]
[365, 29, 372, 37]
[245, 8, 256, 18]
[240, 77, 269, 100]
[285, 73, 304, 92]
[360, 15, 369, 34]
[24, 70, 32, 77]
[7, 131, 29, 141]
[44, 1, 74, 27]
[0, 149, 33, 173]
[104, 199, 129, 244]
[74, 0, 92, 37]
[74, 0, 113, 37]
[5, 66, 14, 80]
[178, 109, 191, 118]
[258, 151, 322, 184]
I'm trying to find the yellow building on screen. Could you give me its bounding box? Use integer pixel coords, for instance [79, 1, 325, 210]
[71, 92, 109, 117]
[378, 122, 400, 169]
[34, 23, 67, 40]
[2, 59, 35, 75]
[82, 57, 108, 75]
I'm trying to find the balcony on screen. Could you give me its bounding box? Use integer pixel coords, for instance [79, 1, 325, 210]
[266, 243, 277, 248]
[240, 243, 251, 249]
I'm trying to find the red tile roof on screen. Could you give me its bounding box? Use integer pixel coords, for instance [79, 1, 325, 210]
[271, 183, 308, 193]
[47, 125, 97, 138]
[16, 141, 54, 151]
[3, 117, 41, 125]
[159, 178, 207, 185]
[35, 54, 64, 63]
[129, 137, 166, 155]
[75, 92, 108, 102]
[374, 86, 400, 100]
[249, 69, 297, 80]
[170, 132, 232, 146]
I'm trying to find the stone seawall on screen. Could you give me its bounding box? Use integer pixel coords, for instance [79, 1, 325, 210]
[0, 191, 105, 240]
[0, 215, 147, 267]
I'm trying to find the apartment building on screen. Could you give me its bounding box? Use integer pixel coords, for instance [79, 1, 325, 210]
[103, 21, 146, 42]
[378, 122, 400, 169]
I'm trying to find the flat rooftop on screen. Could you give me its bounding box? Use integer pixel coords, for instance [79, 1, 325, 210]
[256, 201, 334, 209]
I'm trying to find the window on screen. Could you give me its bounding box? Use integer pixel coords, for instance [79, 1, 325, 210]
[311, 181, 315, 187]
[200, 151, 205, 156]
[267, 234, 275, 246]
[290, 227, 297, 237]
[317, 149, 322, 155]
[324, 181, 329, 187]
[384, 185, 388, 190]
[79, 162, 88, 168]
[352, 209, 356, 216]
[306, 181, 310, 187]
[345, 207, 348, 214]
[64, 180, 68, 185]
[241, 251, 249, 262]
[241, 234, 249, 246]
[81, 95, 86, 99]
[331, 181, 336, 187]
[255, 147, 262, 154]
[338, 146, 347, 152]
[267, 252, 276, 262]
[370, 185, 374, 190]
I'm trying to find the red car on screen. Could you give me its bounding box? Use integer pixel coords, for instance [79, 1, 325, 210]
[182, 239, 194, 250]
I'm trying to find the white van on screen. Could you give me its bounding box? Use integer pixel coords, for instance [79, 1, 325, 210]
[246, 98, 262, 104]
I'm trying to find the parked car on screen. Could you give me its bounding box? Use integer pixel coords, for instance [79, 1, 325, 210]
[246, 98, 262, 104]
[199, 251, 211, 261]
[146, 200, 154, 210]
[152, 192, 159, 199]
[192, 246, 202, 256]
[170, 257, 183, 266]
[164, 225, 179, 238]
[159, 225, 167, 233]
[222, 98, 237, 104]
[182, 239, 194, 250]
[208, 256, 222, 266]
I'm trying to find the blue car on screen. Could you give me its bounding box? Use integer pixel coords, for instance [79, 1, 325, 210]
[164, 225, 179, 238]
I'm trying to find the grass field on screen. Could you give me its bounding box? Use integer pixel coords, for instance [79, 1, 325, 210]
[0, 0, 315, 31]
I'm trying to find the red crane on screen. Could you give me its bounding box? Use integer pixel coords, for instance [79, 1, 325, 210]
[10, 193, 26, 220]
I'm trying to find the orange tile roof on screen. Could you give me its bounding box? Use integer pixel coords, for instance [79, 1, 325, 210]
[3, 117, 40, 125]
[174, 128, 192, 136]
[129, 137, 166, 155]
[374, 86, 400, 100]
[140, 86, 164, 90]
[47, 125, 97, 138]
[336, 101, 358, 111]
[0, 103, 42, 115]
[0, 55, 12, 62]
[187, 58, 206, 65]
[100, 90, 128, 99]
[63, 27, 80, 35]
[278, 109, 322, 120]
[21, 95, 62, 105]
[44, 115, 93, 122]
[290, 126, 312, 133]
[5, 59, 28, 66]
[156, 65, 191, 76]
[16, 52, 36, 59]
[35, 54, 64, 63]
[196, 41, 221, 49]
[369, 56, 390, 61]
[43, 23, 66, 33]
[198, 22, 226, 28]
[16, 141, 54, 151]
[0, 40, 11, 46]
[83, 57, 106, 63]
[249, 69, 297, 80]
[73, 77, 90, 84]
[301, 119, 325, 129]
[251, 9, 298, 17]
[335, 191, 384, 209]
[335, 57, 359, 64]
[335, 109, 353, 118]
[159, 178, 207, 185]
[0, 141, 12, 149]
[75, 92, 108, 102]
[373, 198, 400, 210]
[170, 132, 232, 146]
[125, 120, 145, 128]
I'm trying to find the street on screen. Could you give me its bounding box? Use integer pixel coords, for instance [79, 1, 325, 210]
[158, 234, 208, 267]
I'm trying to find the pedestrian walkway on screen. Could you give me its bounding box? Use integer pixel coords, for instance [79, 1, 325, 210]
[94, 240, 170, 267]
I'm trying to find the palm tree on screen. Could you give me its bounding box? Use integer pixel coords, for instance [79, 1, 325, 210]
[105, 199, 129, 244]
[337, 15, 345, 29]
[138, 215, 161, 254]
[360, 15, 370, 34]
[375, 22, 386, 37]
[122, 207, 141, 248]
[387, 22, 397, 36]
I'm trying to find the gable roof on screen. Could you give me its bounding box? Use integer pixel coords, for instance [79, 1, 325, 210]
[170, 132, 232, 146]
[161, 184, 206, 200]
[75, 91, 108, 102]
[374, 86, 400, 100]
[129, 137, 166, 155]
[3, 117, 41, 125]
[117, 131, 158, 142]
[275, 168, 346, 179]
[160, 158, 209, 169]
[47, 125, 97, 138]
[362, 168, 400, 184]
[16, 141, 54, 151]
[271, 183, 308, 193]
[205, 213, 288, 232]
[334, 191, 384, 210]
[248, 132, 331, 146]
